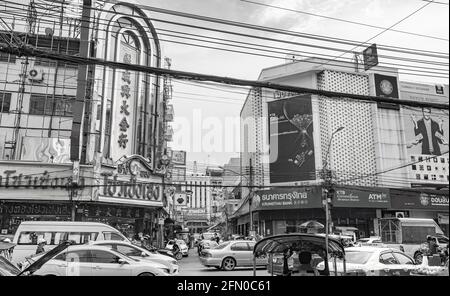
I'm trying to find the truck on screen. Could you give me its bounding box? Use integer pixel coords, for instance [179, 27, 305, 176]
[378, 217, 448, 263]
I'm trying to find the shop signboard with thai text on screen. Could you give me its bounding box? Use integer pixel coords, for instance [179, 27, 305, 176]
[0, 161, 93, 201]
[390, 189, 449, 210]
[98, 155, 163, 207]
[333, 187, 391, 208]
[253, 187, 322, 210]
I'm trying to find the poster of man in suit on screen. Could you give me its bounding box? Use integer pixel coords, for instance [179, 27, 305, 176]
[406, 107, 448, 156]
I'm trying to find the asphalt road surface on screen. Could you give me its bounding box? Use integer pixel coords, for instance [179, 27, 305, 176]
[177, 249, 270, 276]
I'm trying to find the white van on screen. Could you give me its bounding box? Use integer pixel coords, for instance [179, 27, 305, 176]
[11, 221, 129, 264]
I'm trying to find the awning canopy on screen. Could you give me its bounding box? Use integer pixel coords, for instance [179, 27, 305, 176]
[253, 233, 345, 258]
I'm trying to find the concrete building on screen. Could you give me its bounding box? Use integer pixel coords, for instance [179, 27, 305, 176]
[232, 57, 449, 237]
[0, 0, 172, 243]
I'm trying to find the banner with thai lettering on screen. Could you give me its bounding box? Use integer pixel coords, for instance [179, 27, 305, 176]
[253, 187, 322, 210]
[390, 189, 449, 210]
[333, 187, 391, 208]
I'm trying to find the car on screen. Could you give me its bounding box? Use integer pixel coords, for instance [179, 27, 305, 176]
[31, 245, 171, 276]
[199, 240, 267, 271]
[166, 239, 189, 257]
[89, 240, 179, 274]
[267, 251, 324, 276]
[355, 236, 384, 247]
[317, 246, 420, 276]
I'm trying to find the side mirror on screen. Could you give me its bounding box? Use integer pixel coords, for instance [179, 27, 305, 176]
[141, 252, 148, 257]
[118, 258, 128, 265]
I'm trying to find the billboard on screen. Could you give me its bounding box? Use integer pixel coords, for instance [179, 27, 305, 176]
[390, 190, 449, 210]
[374, 74, 399, 99]
[268, 95, 315, 183]
[253, 187, 322, 210]
[363, 44, 378, 71]
[334, 187, 391, 208]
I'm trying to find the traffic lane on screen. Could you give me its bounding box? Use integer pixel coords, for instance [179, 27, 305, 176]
[177, 249, 269, 276]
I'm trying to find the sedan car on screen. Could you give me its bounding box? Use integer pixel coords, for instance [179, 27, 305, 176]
[317, 247, 420, 276]
[90, 240, 179, 274]
[31, 245, 171, 276]
[166, 240, 189, 257]
[199, 240, 267, 271]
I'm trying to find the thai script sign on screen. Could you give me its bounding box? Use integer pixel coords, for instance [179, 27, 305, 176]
[254, 187, 322, 210]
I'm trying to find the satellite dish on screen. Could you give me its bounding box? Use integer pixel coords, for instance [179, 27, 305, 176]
[45, 27, 54, 37]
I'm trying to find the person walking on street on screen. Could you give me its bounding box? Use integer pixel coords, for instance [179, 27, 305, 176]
[35, 238, 47, 255]
[427, 235, 439, 255]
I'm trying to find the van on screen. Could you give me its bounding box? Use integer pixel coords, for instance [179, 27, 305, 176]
[11, 221, 129, 264]
[378, 218, 448, 263]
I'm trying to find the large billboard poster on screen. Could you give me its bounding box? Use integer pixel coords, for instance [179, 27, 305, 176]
[268, 95, 315, 183]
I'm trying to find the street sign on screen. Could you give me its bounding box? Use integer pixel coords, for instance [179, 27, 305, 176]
[363, 44, 378, 71]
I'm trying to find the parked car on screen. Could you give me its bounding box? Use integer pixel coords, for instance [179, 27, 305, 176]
[166, 239, 189, 257]
[11, 221, 129, 264]
[317, 246, 420, 276]
[355, 236, 384, 247]
[28, 244, 171, 276]
[199, 240, 267, 271]
[89, 240, 179, 274]
[267, 251, 324, 276]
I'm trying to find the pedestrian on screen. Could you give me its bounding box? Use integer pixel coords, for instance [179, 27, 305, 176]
[35, 238, 47, 255]
[427, 235, 439, 255]
[215, 234, 220, 244]
[282, 248, 293, 276]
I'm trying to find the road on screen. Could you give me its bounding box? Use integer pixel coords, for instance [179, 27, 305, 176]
[177, 249, 270, 276]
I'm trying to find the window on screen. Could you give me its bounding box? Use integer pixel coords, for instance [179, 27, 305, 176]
[18, 232, 53, 245]
[435, 167, 439, 171]
[439, 175, 444, 179]
[441, 158, 445, 163]
[230, 242, 250, 251]
[0, 52, 16, 63]
[416, 174, 421, 180]
[426, 158, 431, 163]
[431, 175, 437, 181]
[379, 252, 398, 265]
[29, 94, 74, 116]
[418, 157, 423, 162]
[55, 232, 98, 245]
[419, 165, 424, 171]
[90, 250, 121, 264]
[402, 226, 436, 244]
[103, 232, 125, 241]
[65, 250, 91, 263]
[411, 156, 416, 162]
[424, 175, 429, 180]
[427, 166, 432, 171]
[115, 245, 142, 257]
[0, 92, 11, 113]
[411, 165, 417, 171]
[393, 252, 414, 265]
[433, 157, 438, 163]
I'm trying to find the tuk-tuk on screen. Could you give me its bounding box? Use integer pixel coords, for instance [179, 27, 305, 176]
[253, 233, 346, 276]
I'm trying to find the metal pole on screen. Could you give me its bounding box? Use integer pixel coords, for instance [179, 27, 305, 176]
[249, 159, 253, 236]
[253, 256, 256, 276]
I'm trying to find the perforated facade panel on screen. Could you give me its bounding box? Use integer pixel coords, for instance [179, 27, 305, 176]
[317, 70, 378, 187]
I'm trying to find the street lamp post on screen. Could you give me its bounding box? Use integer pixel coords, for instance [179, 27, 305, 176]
[322, 126, 344, 275]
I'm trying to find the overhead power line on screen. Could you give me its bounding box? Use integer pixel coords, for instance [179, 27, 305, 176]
[0, 43, 448, 111]
[241, 0, 449, 41]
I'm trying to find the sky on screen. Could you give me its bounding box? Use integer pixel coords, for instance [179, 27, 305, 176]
[133, 0, 449, 171]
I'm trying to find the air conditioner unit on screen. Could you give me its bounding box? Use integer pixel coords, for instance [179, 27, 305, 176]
[28, 69, 44, 82]
[395, 212, 405, 219]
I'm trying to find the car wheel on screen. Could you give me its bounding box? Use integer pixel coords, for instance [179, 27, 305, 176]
[222, 257, 236, 271]
[138, 272, 155, 276]
[414, 252, 423, 264]
[175, 253, 183, 260]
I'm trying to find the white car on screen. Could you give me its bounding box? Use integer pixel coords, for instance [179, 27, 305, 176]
[355, 237, 384, 247]
[90, 240, 179, 274]
[317, 247, 420, 276]
[166, 240, 189, 257]
[33, 245, 171, 276]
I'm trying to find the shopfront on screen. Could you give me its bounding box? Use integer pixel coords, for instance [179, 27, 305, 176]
[389, 189, 449, 236]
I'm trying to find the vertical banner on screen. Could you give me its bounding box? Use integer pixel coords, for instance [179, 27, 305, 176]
[268, 95, 315, 183]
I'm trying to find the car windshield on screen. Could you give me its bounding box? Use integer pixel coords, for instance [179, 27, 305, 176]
[0, 256, 20, 276]
[213, 242, 231, 250]
[345, 251, 374, 264]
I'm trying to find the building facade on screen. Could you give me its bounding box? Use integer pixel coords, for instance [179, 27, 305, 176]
[232, 57, 449, 237]
[0, 0, 172, 243]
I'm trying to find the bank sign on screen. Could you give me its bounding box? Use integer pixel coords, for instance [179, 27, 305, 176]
[391, 191, 449, 210]
[254, 187, 322, 210]
[333, 187, 391, 208]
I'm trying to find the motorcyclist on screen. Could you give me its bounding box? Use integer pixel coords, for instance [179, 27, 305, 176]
[172, 240, 181, 259]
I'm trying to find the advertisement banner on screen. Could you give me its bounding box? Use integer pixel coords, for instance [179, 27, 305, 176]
[333, 187, 391, 208]
[268, 95, 316, 183]
[253, 187, 322, 210]
[171, 150, 186, 165]
[374, 74, 399, 99]
[390, 190, 449, 211]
